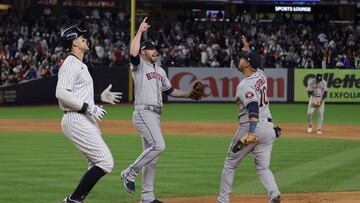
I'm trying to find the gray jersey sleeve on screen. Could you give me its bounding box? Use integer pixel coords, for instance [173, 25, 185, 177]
[306, 78, 315, 91]
[239, 84, 258, 106]
[322, 80, 328, 91]
[160, 68, 173, 92]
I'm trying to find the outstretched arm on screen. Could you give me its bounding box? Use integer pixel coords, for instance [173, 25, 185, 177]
[169, 88, 190, 98]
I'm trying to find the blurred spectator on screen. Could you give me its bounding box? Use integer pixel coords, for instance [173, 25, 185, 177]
[1, 7, 360, 86]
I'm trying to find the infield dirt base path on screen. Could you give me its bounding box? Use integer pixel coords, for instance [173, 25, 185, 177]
[0, 119, 359, 140]
[1, 119, 359, 202]
[161, 191, 360, 203]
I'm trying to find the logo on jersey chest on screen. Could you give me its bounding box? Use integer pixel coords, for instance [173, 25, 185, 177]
[255, 78, 266, 91]
[146, 72, 163, 81]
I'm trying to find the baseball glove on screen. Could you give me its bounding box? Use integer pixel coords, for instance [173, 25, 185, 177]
[232, 133, 258, 153]
[189, 81, 205, 101]
[312, 98, 322, 107]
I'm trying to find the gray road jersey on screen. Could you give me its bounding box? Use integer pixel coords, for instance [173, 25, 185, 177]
[56, 55, 94, 111]
[131, 57, 172, 107]
[236, 69, 272, 124]
[307, 78, 328, 98]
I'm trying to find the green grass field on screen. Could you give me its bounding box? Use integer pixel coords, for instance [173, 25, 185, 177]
[0, 103, 360, 123]
[0, 104, 360, 203]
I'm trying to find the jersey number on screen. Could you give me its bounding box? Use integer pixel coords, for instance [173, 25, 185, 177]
[259, 86, 269, 107]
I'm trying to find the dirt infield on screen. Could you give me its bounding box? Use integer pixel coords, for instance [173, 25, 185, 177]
[0, 119, 359, 140]
[1, 119, 360, 202]
[161, 191, 360, 203]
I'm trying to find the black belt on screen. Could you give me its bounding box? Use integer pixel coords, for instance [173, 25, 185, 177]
[64, 111, 84, 114]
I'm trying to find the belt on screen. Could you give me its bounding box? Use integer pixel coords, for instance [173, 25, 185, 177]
[259, 118, 272, 123]
[135, 105, 162, 115]
[239, 118, 272, 125]
[64, 111, 84, 114]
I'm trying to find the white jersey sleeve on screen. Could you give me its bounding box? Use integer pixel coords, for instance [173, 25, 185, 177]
[57, 57, 80, 91]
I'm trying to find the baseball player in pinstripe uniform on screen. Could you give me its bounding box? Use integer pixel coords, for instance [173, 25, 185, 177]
[56, 26, 122, 203]
[120, 18, 202, 203]
[217, 47, 281, 203]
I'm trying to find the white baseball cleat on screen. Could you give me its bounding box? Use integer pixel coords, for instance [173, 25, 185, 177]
[317, 130, 322, 135]
[307, 126, 312, 133]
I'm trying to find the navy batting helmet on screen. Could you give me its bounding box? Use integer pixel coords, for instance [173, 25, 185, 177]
[60, 25, 87, 50]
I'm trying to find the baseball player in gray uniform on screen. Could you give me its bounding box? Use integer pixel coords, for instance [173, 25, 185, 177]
[120, 18, 201, 203]
[56, 26, 122, 203]
[217, 50, 281, 203]
[307, 74, 328, 135]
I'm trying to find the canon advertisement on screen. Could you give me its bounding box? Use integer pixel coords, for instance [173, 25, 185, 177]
[168, 68, 287, 102]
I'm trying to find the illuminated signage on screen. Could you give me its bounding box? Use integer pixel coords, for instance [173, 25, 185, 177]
[275, 6, 311, 12]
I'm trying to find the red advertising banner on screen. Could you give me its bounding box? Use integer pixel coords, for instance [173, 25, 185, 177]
[168, 68, 287, 102]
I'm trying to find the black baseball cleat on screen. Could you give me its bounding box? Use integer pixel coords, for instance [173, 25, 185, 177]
[62, 196, 83, 203]
[150, 199, 164, 203]
[120, 171, 136, 193]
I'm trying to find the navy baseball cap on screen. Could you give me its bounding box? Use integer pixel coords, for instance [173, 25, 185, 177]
[239, 51, 261, 69]
[141, 41, 157, 50]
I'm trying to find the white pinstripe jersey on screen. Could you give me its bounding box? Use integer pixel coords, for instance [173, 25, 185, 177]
[307, 78, 328, 98]
[131, 58, 172, 107]
[56, 54, 94, 111]
[236, 69, 272, 124]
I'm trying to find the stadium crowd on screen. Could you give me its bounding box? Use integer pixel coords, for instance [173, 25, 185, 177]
[1, 8, 360, 86]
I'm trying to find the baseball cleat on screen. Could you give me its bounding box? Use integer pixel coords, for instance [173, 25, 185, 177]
[317, 130, 322, 135]
[307, 126, 312, 133]
[63, 196, 83, 203]
[120, 170, 136, 194]
[270, 195, 281, 203]
[150, 199, 164, 203]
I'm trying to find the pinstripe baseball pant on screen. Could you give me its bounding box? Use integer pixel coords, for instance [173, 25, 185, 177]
[61, 112, 114, 173]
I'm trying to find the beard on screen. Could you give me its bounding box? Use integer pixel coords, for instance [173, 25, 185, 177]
[146, 52, 157, 64]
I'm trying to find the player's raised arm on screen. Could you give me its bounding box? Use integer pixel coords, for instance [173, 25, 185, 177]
[130, 17, 150, 57]
[241, 35, 251, 53]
